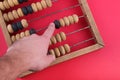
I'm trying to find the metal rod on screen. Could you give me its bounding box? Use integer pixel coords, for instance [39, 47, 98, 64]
[36, 15, 85, 32]
[70, 38, 95, 48]
[66, 26, 90, 36]
[28, 4, 81, 23]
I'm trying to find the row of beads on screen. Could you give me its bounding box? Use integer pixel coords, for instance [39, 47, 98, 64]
[7, 19, 28, 33]
[3, 0, 52, 22]
[49, 44, 71, 57]
[11, 29, 36, 42]
[11, 29, 67, 45]
[7, 14, 79, 34]
[50, 32, 66, 45]
[0, 0, 28, 11]
[59, 14, 79, 27]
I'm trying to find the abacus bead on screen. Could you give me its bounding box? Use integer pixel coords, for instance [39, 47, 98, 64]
[3, 13, 9, 22]
[41, 0, 47, 9]
[68, 16, 74, 24]
[3, 0, 10, 9]
[73, 14, 79, 23]
[16, 34, 20, 40]
[55, 33, 62, 42]
[49, 49, 55, 56]
[54, 20, 61, 29]
[22, 7, 28, 15]
[11, 36, 16, 42]
[12, 23, 19, 32]
[51, 36, 57, 44]
[7, 24, 14, 33]
[59, 46, 66, 55]
[63, 17, 70, 26]
[60, 32, 66, 41]
[0, 2, 5, 10]
[54, 48, 61, 57]
[13, 0, 19, 5]
[25, 30, 30, 36]
[18, 0, 24, 3]
[45, 0, 52, 7]
[8, 12, 14, 21]
[29, 28, 36, 35]
[8, 0, 15, 7]
[17, 8, 24, 17]
[16, 22, 23, 30]
[36, 2, 43, 10]
[21, 19, 28, 28]
[59, 18, 65, 27]
[31, 3, 38, 12]
[20, 32, 25, 38]
[26, 5, 33, 14]
[12, 10, 19, 19]
[64, 44, 71, 53]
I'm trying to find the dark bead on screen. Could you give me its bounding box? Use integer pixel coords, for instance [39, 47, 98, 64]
[54, 20, 61, 29]
[29, 28, 36, 35]
[22, 7, 28, 15]
[26, 5, 33, 14]
[24, 0, 28, 2]
[12, 23, 19, 32]
[16, 22, 23, 30]
[18, 0, 24, 3]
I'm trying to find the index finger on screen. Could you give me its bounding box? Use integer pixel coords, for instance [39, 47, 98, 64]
[43, 23, 55, 39]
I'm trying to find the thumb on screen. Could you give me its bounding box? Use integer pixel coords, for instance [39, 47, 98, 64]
[43, 23, 55, 39]
[46, 54, 55, 64]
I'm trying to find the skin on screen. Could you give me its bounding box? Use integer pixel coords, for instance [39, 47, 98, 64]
[0, 23, 56, 80]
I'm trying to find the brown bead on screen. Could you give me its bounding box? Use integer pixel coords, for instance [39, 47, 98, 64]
[25, 30, 30, 36]
[17, 8, 24, 17]
[64, 44, 71, 53]
[45, 0, 52, 7]
[59, 18, 65, 27]
[41, 0, 47, 9]
[12, 10, 19, 19]
[73, 14, 79, 23]
[8, 0, 15, 7]
[36, 2, 43, 11]
[16, 34, 20, 40]
[0, 2, 5, 11]
[60, 32, 66, 41]
[59, 46, 66, 55]
[49, 49, 55, 56]
[54, 48, 61, 57]
[51, 36, 57, 44]
[11, 36, 16, 42]
[13, 0, 19, 5]
[31, 3, 38, 12]
[7, 24, 14, 33]
[3, 0, 10, 9]
[68, 16, 74, 24]
[63, 17, 70, 26]
[8, 12, 14, 21]
[3, 13, 10, 22]
[21, 19, 28, 28]
[20, 32, 25, 38]
[55, 33, 62, 42]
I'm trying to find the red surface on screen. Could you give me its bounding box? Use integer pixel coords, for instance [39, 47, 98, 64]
[0, 0, 120, 80]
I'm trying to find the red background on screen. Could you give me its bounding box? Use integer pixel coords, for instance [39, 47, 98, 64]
[0, 0, 120, 80]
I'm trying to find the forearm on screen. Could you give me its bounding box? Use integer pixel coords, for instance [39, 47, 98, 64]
[0, 50, 29, 80]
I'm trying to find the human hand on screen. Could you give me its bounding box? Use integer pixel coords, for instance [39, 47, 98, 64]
[6, 23, 55, 72]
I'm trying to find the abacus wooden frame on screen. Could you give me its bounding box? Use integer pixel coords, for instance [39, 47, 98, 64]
[0, 0, 104, 77]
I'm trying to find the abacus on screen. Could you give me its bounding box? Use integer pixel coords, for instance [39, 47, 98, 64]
[0, 0, 104, 77]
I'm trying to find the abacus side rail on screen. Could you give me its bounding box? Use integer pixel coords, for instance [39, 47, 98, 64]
[0, 10, 12, 47]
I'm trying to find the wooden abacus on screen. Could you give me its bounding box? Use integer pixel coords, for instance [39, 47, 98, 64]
[0, 0, 104, 77]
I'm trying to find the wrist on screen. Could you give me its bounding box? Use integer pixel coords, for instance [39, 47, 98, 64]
[3, 49, 30, 77]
